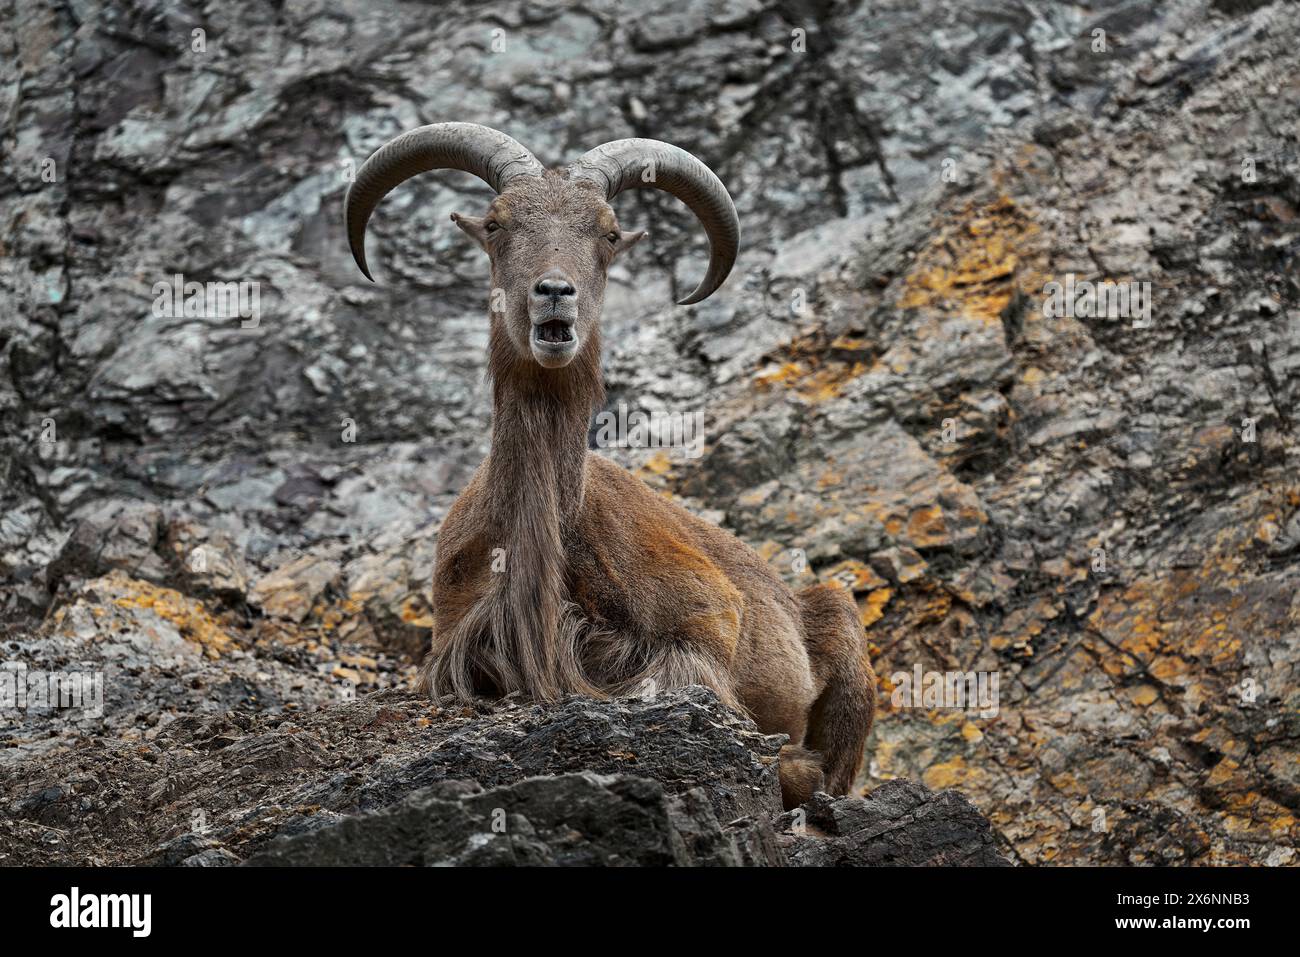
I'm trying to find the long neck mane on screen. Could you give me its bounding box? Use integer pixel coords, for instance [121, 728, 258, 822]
[476, 328, 604, 699]
[485, 335, 601, 530]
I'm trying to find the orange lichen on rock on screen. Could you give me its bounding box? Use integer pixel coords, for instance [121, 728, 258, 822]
[753, 356, 870, 403]
[905, 504, 949, 548]
[638, 450, 675, 477]
[751, 315, 876, 403]
[399, 594, 435, 627]
[897, 195, 1049, 325]
[858, 588, 893, 628]
[822, 558, 888, 593]
[922, 756, 982, 791]
[105, 573, 237, 658]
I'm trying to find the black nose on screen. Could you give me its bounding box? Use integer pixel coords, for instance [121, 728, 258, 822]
[534, 278, 575, 299]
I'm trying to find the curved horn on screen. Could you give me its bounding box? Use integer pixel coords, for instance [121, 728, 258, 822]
[567, 139, 739, 305]
[344, 122, 544, 281]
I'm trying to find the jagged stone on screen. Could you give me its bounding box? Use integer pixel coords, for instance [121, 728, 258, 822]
[779, 781, 1011, 867]
[0, 685, 994, 867]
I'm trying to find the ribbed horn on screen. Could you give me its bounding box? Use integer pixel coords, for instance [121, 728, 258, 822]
[344, 122, 544, 281]
[567, 139, 739, 305]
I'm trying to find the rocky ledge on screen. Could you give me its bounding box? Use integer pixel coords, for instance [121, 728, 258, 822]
[0, 685, 1005, 867]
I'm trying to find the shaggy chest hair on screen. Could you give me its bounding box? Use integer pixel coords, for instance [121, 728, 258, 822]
[442, 350, 608, 701]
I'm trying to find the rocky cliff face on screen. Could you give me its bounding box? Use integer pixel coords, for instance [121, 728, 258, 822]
[1, 0, 1297, 865]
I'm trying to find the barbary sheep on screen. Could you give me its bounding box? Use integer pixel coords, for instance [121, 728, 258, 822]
[343, 122, 876, 807]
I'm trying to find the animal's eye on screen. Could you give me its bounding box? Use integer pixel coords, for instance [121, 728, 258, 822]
[485, 221, 501, 234]
[605, 230, 619, 244]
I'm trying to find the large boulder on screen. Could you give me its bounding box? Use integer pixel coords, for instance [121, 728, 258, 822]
[0, 686, 1005, 867]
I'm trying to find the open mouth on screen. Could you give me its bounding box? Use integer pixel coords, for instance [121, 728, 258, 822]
[534, 319, 575, 345]
[530, 318, 579, 367]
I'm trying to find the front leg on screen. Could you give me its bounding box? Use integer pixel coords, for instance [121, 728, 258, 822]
[570, 532, 745, 710]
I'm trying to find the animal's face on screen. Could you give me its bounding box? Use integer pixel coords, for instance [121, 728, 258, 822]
[452, 175, 644, 369]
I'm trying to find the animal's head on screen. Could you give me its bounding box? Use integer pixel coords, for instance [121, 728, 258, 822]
[344, 123, 739, 370]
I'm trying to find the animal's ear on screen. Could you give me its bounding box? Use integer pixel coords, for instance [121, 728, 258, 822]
[612, 229, 646, 259]
[451, 213, 491, 252]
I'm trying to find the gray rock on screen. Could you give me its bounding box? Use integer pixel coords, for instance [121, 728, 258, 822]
[779, 782, 1011, 867]
[247, 773, 771, 867]
[0, 685, 995, 867]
